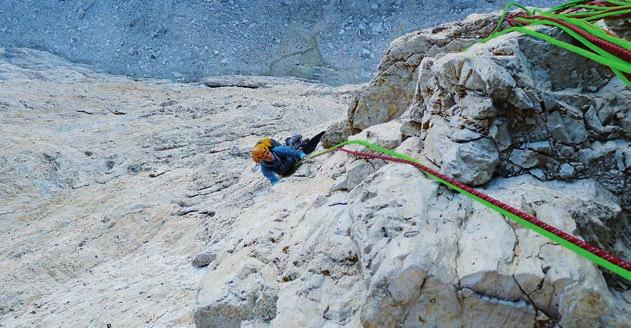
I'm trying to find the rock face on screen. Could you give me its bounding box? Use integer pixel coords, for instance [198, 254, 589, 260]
[2, 11, 631, 328]
[341, 14, 631, 192]
[0, 47, 356, 327]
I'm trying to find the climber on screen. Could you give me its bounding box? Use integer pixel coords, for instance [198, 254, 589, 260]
[251, 131, 326, 185]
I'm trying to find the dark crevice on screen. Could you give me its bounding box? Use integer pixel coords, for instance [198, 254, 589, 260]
[512, 275, 555, 322]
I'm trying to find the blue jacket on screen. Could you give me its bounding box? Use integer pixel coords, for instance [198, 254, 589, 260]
[260, 146, 305, 184]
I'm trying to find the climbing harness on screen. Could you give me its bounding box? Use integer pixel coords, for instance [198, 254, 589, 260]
[481, 0, 631, 87]
[304, 140, 631, 281]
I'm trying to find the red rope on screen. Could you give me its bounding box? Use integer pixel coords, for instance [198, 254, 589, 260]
[556, 1, 621, 15]
[523, 15, 631, 62]
[337, 147, 631, 272]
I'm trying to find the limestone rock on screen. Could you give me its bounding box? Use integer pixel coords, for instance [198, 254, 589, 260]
[354, 16, 631, 209]
[459, 288, 536, 328]
[346, 158, 386, 191]
[348, 13, 498, 130]
[457, 206, 518, 299]
[350, 120, 404, 150]
[315, 12, 631, 328]
[524, 141, 552, 155]
[509, 149, 539, 169]
[442, 138, 500, 186]
[192, 253, 217, 268]
[423, 117, 453, 165]
[424, 117, 500, 186]
[508, 87, 537, 110]
[322, 120, 354, 148]
[349, 166, 626, 328]
[546, 111, 572, 144]
[460, 94, 497, 120]
[450, 128, 483, 143]
[201, 75, 295, 88]
[433, 53, 517, 101]
[489, 117, 513, 151]
[585, 105, 605, 133]
[334, 14, 631, 327]
[559, 163, 575, 179]
[195, 258, 279, 328]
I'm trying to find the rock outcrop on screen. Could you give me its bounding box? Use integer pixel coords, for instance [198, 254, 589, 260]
[347, 13, 500, 131]
[401, 21, 631, 274]
[331, 12, 631, 270]
[272, 13, 631, 328]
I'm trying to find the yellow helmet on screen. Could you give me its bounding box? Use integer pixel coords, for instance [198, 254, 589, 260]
[252, 138, 274, 163]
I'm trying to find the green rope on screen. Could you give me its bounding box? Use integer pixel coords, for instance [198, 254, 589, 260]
[484, 1, 535, 40]
[513, 17, 630, 82]
[601, 0, 631, 6]
[575, 4, 625, 10]
[548, 0, 591, 12]
[514, 17, 627, 64]
[584, 8, 631, 21]
[560, 14, 631, 49]
[304, 139, 631, 280]
[481, 0, 631, 87]
[489, 26, 631, 73]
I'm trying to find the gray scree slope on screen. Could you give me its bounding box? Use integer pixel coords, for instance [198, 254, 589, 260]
[0, 0, 559, 85]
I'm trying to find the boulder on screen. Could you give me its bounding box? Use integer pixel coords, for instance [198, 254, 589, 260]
[192, 252, 217, 268]
[509, 149, 539, 169]
[322, 120, 354, 148]
[425, 118, 499, 185]
[349, 120, 404, 150]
